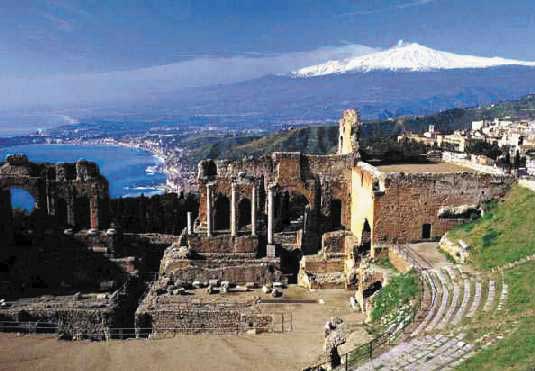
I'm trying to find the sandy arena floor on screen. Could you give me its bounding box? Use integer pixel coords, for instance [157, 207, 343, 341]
[0, 288, 370, 371]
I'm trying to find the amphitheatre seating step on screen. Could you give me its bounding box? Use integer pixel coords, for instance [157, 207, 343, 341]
[352, 333, 474, 371]
[439, 267, 461, 329]
[496, 281, 509, 311]
[466, 279, 482, 318]
[452, 278, 471, 325]
[427, 269, 449, 331]
[483, 280, 496, 312]
[411, 270, 439, 337]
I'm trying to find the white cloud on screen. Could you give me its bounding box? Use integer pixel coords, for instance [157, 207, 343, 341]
[0, 43, 378, 110]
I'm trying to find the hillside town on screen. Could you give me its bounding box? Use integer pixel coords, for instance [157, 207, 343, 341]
[399, 117, 535, 177]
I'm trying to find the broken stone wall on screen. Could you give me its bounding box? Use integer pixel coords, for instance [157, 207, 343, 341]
[373, 172, 513, 244]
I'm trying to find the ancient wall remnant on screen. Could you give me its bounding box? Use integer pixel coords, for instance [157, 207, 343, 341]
[350, 163, 514, 255]
[0, 154, 110, 234]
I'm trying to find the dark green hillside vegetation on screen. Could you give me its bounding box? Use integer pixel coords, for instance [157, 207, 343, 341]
[188, 126, 339, 162]
[376, 93, 535, 135]
[183, 95, 535, 164]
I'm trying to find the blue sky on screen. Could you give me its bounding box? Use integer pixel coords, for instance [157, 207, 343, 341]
[2, 0, 535, 110]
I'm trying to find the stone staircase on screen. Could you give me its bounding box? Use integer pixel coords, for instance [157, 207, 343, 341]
[352, 264, 509, 370]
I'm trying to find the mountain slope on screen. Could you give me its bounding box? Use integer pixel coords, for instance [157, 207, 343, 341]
[294, 41, 535, 77]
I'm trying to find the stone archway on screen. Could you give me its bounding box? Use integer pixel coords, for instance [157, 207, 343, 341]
[9, 187, 37, 214]
[277, 191, 309, 232]
[0, 155, 110, 233]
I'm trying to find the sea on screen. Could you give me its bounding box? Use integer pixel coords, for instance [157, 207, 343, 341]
[0, 144, 167, 210]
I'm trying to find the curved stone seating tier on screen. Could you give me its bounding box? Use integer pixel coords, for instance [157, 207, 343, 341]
[412, 270, 439, 337]
[497, 282, 508, 311]
[353, 333, 474, 371]
[439, 269, 461, 329]
[483, 280, 496, 312]
[428, 270, 449, 331]
[452, 279, 471, 325]
[466, 280, 482, 318]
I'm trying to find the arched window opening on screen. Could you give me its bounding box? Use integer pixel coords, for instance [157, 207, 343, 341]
[9, 187, 35, 214]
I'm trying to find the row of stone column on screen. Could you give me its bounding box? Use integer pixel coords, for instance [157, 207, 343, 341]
[205, 182, 259, 238]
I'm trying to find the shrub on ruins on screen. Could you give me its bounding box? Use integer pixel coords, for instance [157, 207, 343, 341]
[360, 137, 430, 164]
[370, 271, 419, 326]
[465, 141, 501, 160]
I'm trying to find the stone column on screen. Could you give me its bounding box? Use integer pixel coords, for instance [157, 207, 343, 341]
[251, 184, 257, 237]
[206, 183, 213, 237]
[66, 194, 75, 227]
[231, 182, 238, 237]
[267, 185, 274, 245]
[187, 211, 193, 235]
[90, 196, 99, 230]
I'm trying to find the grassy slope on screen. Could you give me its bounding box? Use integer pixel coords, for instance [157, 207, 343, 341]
[457, 262, 535, 371]
[447, 185, 535, 370]
[448, 185, 535, 270]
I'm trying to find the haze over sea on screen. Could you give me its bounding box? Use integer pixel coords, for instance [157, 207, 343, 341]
[0, 144, 166, 210]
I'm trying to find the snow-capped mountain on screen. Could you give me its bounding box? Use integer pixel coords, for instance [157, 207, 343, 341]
[294, 41, 535, 77]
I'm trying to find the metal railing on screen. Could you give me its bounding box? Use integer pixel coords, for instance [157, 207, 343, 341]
[0, 311, 293, 339]
[306, 245, 429, 370]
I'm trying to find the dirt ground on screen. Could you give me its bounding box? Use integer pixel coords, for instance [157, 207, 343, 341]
[0, 289, 370, 371]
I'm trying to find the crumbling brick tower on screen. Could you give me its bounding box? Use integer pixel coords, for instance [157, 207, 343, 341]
[338, 109, 361, 156]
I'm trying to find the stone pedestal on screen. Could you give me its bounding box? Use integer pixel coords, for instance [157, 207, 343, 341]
[266, 244, 276, 258]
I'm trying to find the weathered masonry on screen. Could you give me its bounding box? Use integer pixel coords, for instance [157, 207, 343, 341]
[350, 163, 513, 257]
[0, 154, 110, 237]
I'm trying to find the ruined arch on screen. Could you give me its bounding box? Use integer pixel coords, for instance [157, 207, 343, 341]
[0, 155, 110, 232]
[9, 187, 36, 213]
[214, 194, 230, 231]
[277, 190, 309, 231]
